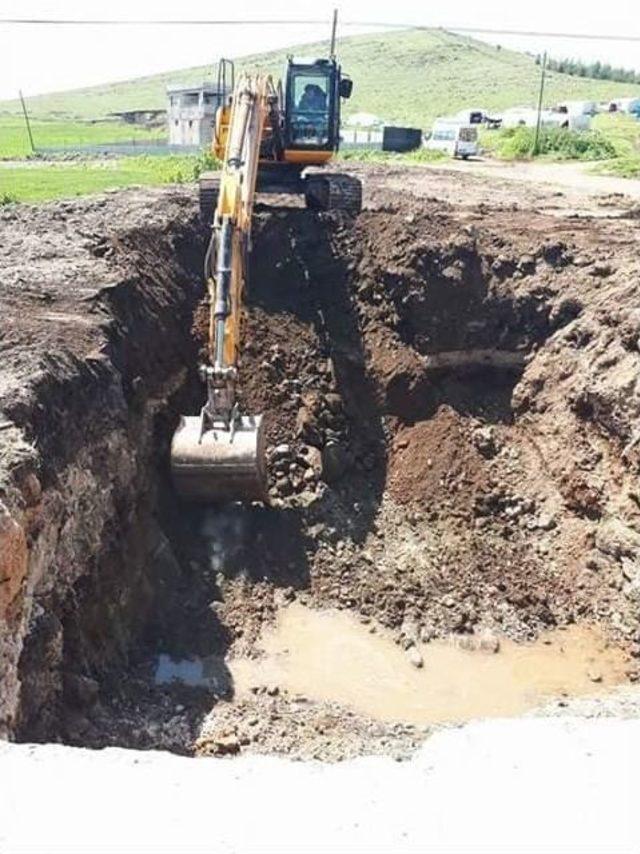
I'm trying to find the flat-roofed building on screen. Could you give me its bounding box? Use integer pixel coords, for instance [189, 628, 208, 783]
[167, 83, 228, 148]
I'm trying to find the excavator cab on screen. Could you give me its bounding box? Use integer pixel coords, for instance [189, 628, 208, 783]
[283, 58, 351, 152]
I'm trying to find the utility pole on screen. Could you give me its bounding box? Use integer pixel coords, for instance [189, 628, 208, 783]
[533, 51, 547, 156]
[19, 90, 35, 154]
[330, 8, 338, 58]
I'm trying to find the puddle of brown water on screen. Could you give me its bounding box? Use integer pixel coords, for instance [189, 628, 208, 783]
[229, 604, 629, 725]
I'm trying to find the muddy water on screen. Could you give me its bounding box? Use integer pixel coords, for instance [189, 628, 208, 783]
[230, 604, 629, 725]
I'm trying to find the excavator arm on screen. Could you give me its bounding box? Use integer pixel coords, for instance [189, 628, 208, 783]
[171, 75, 277, 502]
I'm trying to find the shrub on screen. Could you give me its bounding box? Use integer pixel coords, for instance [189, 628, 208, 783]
[487, 126, 618, 161]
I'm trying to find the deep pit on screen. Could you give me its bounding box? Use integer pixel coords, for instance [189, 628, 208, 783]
[2, 176, 640, 761]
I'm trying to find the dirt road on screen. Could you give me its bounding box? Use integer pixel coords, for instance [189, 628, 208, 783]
[423, 156, 640, 202]
[1, 164, 640, 762]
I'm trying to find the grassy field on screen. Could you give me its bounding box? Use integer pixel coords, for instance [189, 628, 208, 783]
[0, 156, 207, 203]
[2, 29, 640, 128]
[592, 114, 640, 177]
[0, 116, 165, 159]
[1, 28, 639, 201]
[480, 112, 640, 174]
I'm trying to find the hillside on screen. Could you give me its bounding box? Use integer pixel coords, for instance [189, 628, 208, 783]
[3, 29, 640, 128]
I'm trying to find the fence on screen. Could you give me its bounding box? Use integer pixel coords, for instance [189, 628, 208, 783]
[33, 139, 201, 157]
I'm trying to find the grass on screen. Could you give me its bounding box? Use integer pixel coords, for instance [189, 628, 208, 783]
[338, 147, 445, 164]
[591, 114, 640, 177]
[2, 29, 640, 129]
[0, 155, 213, 203]
[593, 112, 640, 155]
[597, 156, 640, 178]
[479, 113, 640, 177]
[0, 116, 164, 159]
[481, 126, 618, 161]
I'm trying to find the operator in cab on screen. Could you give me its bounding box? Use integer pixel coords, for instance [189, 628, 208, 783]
[298, 83, 327, 112]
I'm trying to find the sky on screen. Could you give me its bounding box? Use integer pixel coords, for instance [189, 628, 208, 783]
[1, 0, 639, 101]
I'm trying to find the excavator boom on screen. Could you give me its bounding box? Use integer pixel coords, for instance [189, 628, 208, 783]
[171, 76, 275, 502]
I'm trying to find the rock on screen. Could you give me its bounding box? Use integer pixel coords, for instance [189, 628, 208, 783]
[478, 632, 501, 654]
[420, 625, 435, 643]
[400, 619, 420, 646]
[271, 443, 292, 460]
[536, 513, 557, 531]
[301, 445, 323, 474]
[589, 262, 614, 278]
[473, 426, 497, 458]
[587, 670, 603, 683]
[324, 393, 343, 414]
[596, 519, 640, 561]
[321, 441, 350, 483]
[518, 254, 536, 275]
[296, 407, 322, 447]
[213, 734, 241, 755]
[406, 647, 424, 669]
[275, 476, 293, 497]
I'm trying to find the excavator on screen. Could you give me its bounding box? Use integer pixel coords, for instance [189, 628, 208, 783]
[170, 53, 360, 503]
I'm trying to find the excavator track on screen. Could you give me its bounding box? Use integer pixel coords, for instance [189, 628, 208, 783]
[304, 173, 362, 215]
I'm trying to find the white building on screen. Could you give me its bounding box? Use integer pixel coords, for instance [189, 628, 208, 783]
[167, 83, 228, 148]
[500, 107, 591, 131]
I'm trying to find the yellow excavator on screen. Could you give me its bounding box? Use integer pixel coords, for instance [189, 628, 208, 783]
[170, 54, 360, 503]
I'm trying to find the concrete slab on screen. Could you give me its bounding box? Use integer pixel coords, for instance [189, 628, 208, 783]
[1, 717, 637, 853]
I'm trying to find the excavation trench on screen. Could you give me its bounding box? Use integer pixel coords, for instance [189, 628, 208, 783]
[2, 189, 639, 761]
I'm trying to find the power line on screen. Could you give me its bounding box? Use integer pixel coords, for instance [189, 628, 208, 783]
[0, 18, 640, 43]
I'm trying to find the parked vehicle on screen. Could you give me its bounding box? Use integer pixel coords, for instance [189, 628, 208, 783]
[426, 119, 478, 158]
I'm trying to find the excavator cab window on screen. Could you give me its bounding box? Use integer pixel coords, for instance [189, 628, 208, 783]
[285, 65, 335, 149]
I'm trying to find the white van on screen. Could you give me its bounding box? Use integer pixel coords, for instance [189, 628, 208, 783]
[427, 119, 478, 159]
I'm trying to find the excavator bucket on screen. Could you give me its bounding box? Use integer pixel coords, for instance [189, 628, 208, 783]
[171, 413, 266, 503]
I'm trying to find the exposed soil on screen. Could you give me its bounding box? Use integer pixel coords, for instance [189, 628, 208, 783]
[1, 165, 640, 761]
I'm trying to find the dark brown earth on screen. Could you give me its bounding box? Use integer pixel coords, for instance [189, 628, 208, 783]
[1, 165, 640, 760]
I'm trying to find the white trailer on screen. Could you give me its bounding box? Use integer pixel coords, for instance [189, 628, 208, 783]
[501, 108, 591, 131]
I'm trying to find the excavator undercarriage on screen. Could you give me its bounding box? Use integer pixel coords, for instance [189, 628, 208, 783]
[199, 168, 362, 224]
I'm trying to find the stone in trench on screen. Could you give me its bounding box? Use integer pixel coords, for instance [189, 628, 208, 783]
[321, 441, 350, 483]
[212, 734, 241, 755]
[296, 406, 322, 447]
[406, 646, 424, 669]
[478, 632, 501, 654]
[473, 426, 497, 458]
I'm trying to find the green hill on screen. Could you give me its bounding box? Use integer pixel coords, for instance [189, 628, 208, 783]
[3, 29, 640, 128]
